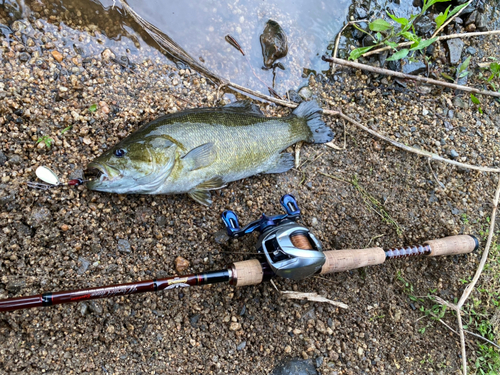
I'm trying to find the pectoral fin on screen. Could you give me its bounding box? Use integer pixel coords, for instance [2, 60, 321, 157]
[264, 153, 294, 174]
[182, 143, 217, 171]
[188, 176, 226, 206]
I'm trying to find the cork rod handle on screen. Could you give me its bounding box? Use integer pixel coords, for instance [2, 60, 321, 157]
[425, 235, 479, 257]
[320, 247, 387, 274]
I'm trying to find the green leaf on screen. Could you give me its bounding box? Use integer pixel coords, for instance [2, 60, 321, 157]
[89, 104, 98, 113]
[369, 19, 392, 32]
[386, 48, 409, 61]
[423, 0, 450, 14]
[384, 41, 399, 49]
[448, 2, 468, 19]
[470, 93, 480, 105]
[375, 32, 383, 42]
[386, 12, 408, 26]
[410, 37, 437, 51]
[348, 45, 376, 60]
[401, 31, 419, 42]
[435, 5, 451, 30]
[457, 56, 471, 78]
[61, 126, 72, 134]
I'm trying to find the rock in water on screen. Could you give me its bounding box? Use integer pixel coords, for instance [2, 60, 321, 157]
[260, 20, 288, 69]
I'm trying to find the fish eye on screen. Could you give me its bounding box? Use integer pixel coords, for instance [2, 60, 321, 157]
[114, 149, 126, 158]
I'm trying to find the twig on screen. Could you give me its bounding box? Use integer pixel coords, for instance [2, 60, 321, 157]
[332, 20, 369, 66]
[427, 158, 446, 190]
[464, 330, 500, 350]
[323, 56, 500, 98]
[324, 107, 500, 173]
[431, 0, 472, 39]
[281, 291, 349, 309]
[362, 29, 500, 58]
[458, 176, 500, 308]
[433, 176, 500, 375]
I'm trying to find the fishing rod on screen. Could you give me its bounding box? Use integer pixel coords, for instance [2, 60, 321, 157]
[0, 194, 478, 312]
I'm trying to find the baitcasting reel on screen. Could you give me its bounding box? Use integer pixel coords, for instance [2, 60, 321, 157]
[221, 194, 325, 280]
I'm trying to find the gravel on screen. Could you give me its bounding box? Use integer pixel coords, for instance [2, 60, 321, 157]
[0, 1, 499, 374]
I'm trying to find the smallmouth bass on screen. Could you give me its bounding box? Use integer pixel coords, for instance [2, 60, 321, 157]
[85, 100, 333, 205]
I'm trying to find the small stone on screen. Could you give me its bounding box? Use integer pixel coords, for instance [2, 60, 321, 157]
[0, 151, 6, 166]
[61, 224, 69, 231]
[450, 149, 459, 159]
[465, 23, 476, 32]
[355, 7, 367, 19]
[459, 126, 467, 133]
[287, 89, 302, 103]
[453, 96, 466, 109]
[310, 217, 318, 227]
[99, 101, 110, 114]
[175, 256, 190, 273]
[236, 341, 246, 351]
[51, 50, 63, 62]
[29, 206, 52, 228]
[402, 60, 426, 75]
[101, 48, 115, 61]
[446, 39, 464, 64]
[189, 314, 200, 328]
[6, 279, 26, 293]
[117, 239, 131, 253]
[106, 325, 115, 334]
[422, 108, 429, 116]
[358, 347, 364, 356]
[394, 309, 402, 322]
[19, 52, 30, 62]
[82, 137, 91, 145]
[466, 47, 477, 55]
[58, 86, 68, 92]
[79, 302, 88, 316]
[315, 356, 324, 368]
[229, 322, 241, 331]
[284, 345, 292, 354]
[88, 301, 103, 315]
[8, 154, 21, 164]
[298, 86, 312, 100]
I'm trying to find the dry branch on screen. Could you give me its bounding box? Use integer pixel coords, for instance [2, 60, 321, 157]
[323, 56, 500, 98]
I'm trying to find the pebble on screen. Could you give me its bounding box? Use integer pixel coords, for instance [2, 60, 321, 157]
[402, 61, 426, 75]
[79, 302, 88, 316]
[88, 301, 103, 315]
[298, 86, 312, 100]
[6, 279, 26, 293]
[51, 50, 63, 62]
[175, 256, 190, 273]
[117, 239, 131, 253]
[28, 206, 52, 228]
[0, 151, 6, 166]
[237, 341, 246, 351]
[229, 322, 241, 331]
[450, 149, 459, 159]
[310, 217, 318, 227]
[61, 224, 69, 231]
[446, 39, 464, 64]
[271, 359, 318, 375]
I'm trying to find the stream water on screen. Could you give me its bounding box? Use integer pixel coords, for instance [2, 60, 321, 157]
[1, 0, 426, 94]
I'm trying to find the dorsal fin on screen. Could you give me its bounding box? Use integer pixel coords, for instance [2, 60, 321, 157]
[223, 100, 264, 116]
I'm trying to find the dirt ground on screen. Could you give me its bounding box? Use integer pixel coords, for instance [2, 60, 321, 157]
[0, 1, 499, 374]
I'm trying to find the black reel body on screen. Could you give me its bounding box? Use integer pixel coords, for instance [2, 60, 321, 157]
[221, 195, 325, 280]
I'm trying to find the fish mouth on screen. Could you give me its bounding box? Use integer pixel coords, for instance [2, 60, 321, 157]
[84, 162, 121, 184]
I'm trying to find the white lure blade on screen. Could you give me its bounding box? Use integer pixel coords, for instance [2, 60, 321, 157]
[35, 166, 60, 185]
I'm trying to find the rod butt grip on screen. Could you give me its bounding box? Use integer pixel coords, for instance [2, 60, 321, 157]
[424, 235, 479, 257]
[232, 259, 263, 286]
[320, 247, 386, 274]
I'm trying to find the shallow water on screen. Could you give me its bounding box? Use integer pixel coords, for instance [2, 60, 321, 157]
[1, 0, 427, 94]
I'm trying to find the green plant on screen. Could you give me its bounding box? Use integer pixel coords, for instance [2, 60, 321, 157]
[36, 135, 53, 148]
[61, 126, 72, 134]
[89, 104, 98, 113]
[349, 0, 469, 61]
[470, 93, 483, 114]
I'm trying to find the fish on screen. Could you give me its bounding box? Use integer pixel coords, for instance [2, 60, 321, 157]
[260, 20, 288, 70]
[85, 100, 333, 205]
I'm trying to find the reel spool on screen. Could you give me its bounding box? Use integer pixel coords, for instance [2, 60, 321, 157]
[221, 194, 325, 280]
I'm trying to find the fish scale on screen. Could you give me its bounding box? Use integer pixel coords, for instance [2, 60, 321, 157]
[86, 100, 334, 205]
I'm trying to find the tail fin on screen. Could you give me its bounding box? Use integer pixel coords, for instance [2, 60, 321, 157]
[292, 101, 334, 144]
